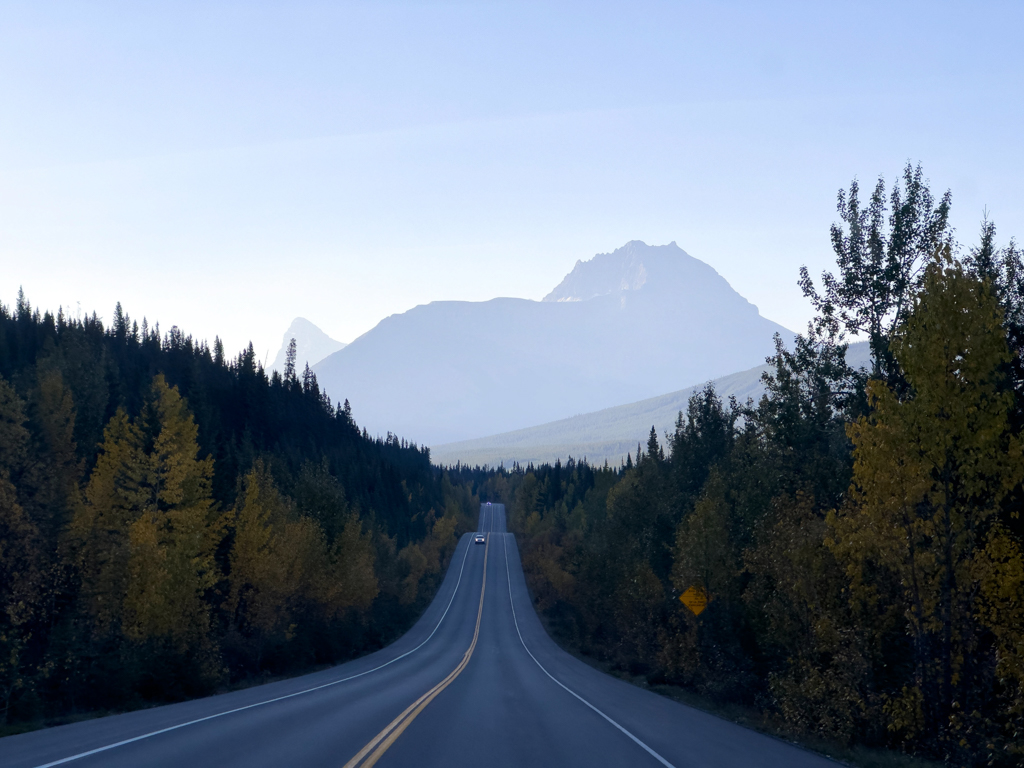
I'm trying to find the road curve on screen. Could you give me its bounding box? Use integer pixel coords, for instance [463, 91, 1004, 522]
[0, 504, 838, 767]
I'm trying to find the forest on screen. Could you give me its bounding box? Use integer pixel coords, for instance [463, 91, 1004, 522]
[458, 165, 1024, 766]
[3, 163, 1023, 767]
[0, 297, 477, 731]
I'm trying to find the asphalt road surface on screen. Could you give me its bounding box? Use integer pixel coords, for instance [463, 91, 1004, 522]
[1, 504, 839, 767]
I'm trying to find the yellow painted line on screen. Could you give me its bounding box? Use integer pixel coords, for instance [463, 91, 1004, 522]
[343, 537, 489, 768]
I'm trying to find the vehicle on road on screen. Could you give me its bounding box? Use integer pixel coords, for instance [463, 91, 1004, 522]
[474, 534, 486, 544]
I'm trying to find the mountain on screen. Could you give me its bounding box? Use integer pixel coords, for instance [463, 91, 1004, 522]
[271, 317, 346, 375]
[545, 240, 703, 301]
[431, 341, 871, 467]
[314, 241, 796, 445]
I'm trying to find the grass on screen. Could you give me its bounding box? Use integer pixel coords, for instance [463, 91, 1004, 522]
[532, 611, 942, 768]
[0, 663, 337, 741]
[0, 554, 469, 743]
[642, 681, 942, 768]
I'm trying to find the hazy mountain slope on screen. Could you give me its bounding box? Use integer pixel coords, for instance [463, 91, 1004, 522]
[271, 317, 346, 374]
[315, 241, 796, 445]
[431, 342, 871, 467]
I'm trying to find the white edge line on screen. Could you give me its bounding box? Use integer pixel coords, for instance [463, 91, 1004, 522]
[501, 531, 676, 768]
[33, 530, 481, 768]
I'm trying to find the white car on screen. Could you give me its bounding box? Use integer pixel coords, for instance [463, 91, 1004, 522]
[474, 534, 486, 545]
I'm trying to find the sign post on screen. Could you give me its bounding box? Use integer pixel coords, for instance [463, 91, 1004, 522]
[679, 586, 709, 616]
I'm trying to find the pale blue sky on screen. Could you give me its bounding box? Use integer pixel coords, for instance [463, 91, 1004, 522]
[2, 1, 1022, 361]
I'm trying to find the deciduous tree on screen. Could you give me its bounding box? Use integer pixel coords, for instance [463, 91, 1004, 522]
[828, 252, 1024, 757]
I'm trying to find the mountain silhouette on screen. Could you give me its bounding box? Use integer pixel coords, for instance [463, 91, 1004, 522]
[270, 318, 346, 375]
[314, 241, 794, 445]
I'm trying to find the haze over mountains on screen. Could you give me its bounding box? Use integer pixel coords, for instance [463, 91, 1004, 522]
[309, 241, 795, 446]
[270, 317, 346, 375]
[432, 341, 871, 468]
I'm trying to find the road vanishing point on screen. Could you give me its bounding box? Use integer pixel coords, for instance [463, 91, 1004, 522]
[1, 504, 838, 767]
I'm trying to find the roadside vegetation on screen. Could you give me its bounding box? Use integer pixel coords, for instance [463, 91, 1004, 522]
[3, 163, 1021, 766]
[457, 165, 1024, 766]
[0, 304, 476, 733]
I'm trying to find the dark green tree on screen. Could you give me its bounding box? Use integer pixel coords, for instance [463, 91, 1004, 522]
[799, 163, 952, 382]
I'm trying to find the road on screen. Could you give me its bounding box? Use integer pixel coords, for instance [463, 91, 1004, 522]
[0, 504, 838, 767]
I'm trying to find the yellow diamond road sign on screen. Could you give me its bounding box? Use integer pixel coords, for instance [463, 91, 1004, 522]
[680, 586, 709, 616]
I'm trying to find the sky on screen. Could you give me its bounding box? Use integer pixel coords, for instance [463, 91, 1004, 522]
[2, 1, 1023, 362]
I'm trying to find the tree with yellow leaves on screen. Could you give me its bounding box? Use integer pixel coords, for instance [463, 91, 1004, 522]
[69, 375, 222, 685]
[828, 251, 1024, 758]
[68, 408, 148, 645]
[122, 377, 220, 669]
[228, 459, 310, 662]
[227, 459, 378, 669]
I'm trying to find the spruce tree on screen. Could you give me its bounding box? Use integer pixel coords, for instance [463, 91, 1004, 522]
[284, 337, 297, 383]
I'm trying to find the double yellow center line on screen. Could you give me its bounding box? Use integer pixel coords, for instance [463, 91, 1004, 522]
[343, 537, 489, 768]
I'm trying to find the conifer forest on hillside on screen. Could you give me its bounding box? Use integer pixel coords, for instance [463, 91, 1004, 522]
[0, 299, 478, 731]
[3, 165, 1024, 766]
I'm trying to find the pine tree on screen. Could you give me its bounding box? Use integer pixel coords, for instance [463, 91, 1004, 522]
[68, 408, 148, 644]
[122, 375, 220, 667]
[28, 366, 83, 545]
[284, 337, 297, 383]
[302, 363, 319, 400]
[69, 376, 222, 684]
[0, 378, 41, 724]
[0, 375, 29, 481]
[647, 425, 662, 463]
[112, 302, 128, 342]
[0, 473, 40, 724]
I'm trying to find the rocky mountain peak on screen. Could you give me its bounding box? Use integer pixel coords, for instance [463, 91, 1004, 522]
[270, 317, 346, 374]
[541, 240, 738, 305]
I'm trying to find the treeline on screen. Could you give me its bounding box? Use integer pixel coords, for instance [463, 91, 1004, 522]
[0, 299, 476, 727]
[468, 166, 1024, 765]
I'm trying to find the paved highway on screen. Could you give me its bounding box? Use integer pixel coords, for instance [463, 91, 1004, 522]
[0, 504, 838, 767]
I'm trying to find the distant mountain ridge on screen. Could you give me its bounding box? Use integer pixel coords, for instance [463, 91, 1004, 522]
[270, 318, 346, 374]
[314, 241, 796, 445]
[431, 341, 872, 467]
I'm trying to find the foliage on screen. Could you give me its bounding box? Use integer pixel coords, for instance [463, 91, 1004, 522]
[4, 167, 1023, 766]
[489, 170, 1024, 765]
[0, 300, 477, 725]
[829, 254, 1024, 761]
[800, 162, 953, 382]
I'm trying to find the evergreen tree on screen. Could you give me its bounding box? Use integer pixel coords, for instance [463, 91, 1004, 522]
[227, 460, 285, 665]
[68, 408, 148, 645]
[122, 376, 220, 680]
[0, 290, 473, 723]
[646, 425, 662, 463]
[0, 472, 40, 724]
[0, 377, 41, 724]
[284, 337, 297, 383]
